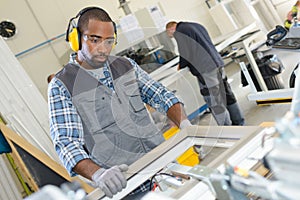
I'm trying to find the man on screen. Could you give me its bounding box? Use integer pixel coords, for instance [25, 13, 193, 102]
[166, 21, 245, 126]
[48, 7, 191, 198]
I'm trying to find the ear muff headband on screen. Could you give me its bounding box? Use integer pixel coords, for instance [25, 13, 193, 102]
[66, 7, 117, 52]
[112, 21, 118, 49]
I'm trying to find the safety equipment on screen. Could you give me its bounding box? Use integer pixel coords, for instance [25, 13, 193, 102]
[179, 119, 192, 130]
[65, 6, 117, 52]
[91, 164, 128, 198]
[266, 25, 287, 46]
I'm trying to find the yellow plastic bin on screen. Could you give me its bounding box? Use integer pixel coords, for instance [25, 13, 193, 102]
[163, 126, 199, 166]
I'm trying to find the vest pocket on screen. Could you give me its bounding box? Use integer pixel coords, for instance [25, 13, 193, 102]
[94, 91, 116, 130]
[124, 81, 145, 112]
[129, 96, 145, 112]
[92, 129, 117, 165]
[74, 89, 115, 133]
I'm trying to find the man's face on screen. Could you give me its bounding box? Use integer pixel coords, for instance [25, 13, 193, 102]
[166, 25, 176, 38]
[80, 19, 115, 68]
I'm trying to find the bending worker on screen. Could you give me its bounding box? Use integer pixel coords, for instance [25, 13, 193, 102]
[166, 21, 245, 126]
[48, 7, 191, 198]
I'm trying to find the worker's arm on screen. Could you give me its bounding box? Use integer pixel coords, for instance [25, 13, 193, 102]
[73, 159, 100, 179]
[48, 78, 127, 198]
[167, 102, 191, 129]
[129, 58, 192, 128]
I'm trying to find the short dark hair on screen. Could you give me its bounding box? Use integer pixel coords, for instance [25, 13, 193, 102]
[78, 7, 113, 33]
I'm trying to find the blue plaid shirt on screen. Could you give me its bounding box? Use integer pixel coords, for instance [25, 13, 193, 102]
[48, 56, 181, 176]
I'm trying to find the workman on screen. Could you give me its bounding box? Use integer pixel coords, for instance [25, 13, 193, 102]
[48, 7, 191, 198]
[166, 21, 245, 126]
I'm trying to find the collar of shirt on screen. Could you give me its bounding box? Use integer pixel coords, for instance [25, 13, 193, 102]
[69, 53, 114, 91]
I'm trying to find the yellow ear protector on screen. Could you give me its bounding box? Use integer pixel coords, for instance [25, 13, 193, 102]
[65, 7, 117, 52]
[112, 23, 118, 50]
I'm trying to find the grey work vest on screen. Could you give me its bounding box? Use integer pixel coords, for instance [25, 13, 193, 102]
[56, 56, 164, 168]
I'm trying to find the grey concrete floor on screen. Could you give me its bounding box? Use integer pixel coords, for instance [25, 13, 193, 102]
[191, 60, 292, 126]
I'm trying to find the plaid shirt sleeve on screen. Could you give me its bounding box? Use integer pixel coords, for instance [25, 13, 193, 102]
[48, 77, 89, 176]
[127, 58, 182, 113]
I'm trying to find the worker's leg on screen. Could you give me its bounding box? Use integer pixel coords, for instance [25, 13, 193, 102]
[198, 69, 232, 126]
[227, 103, 245, 125]
[220, 68, 245, 125]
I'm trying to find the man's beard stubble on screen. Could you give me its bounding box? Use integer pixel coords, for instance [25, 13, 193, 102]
[82, 51, 107, 69]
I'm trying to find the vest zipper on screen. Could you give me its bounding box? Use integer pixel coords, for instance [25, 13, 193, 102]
[108, 63, 147, 153]
[138, 137, 147, 153]
[107, 64, 122, 104]
[115, 92, 122, 104]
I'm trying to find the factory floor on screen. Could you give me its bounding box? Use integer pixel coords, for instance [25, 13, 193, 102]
[191, 60, 292, 127]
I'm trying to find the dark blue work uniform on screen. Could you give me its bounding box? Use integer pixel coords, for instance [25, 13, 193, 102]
[174, 22, 244, 125]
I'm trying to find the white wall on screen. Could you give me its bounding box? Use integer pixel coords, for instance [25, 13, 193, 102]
[271, 0, 295, 20]
[1, 0, 123, 99]
[0, 0, 221, 99]
[0, 0, 287, 99]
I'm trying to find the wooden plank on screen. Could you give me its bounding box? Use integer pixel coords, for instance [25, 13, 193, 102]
[259, 122, 275, 127]
[0, 122, 95, 194]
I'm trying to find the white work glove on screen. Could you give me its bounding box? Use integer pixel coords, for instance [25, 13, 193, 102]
[179, 119, 192, 130]
[92, 164, 128, 198]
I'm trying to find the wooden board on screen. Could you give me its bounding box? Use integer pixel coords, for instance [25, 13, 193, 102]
[0, 122, 95, 194]
[259, 121, 275, 127]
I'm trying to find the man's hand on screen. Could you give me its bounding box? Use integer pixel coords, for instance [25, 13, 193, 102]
[92, 164, 128, 198]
